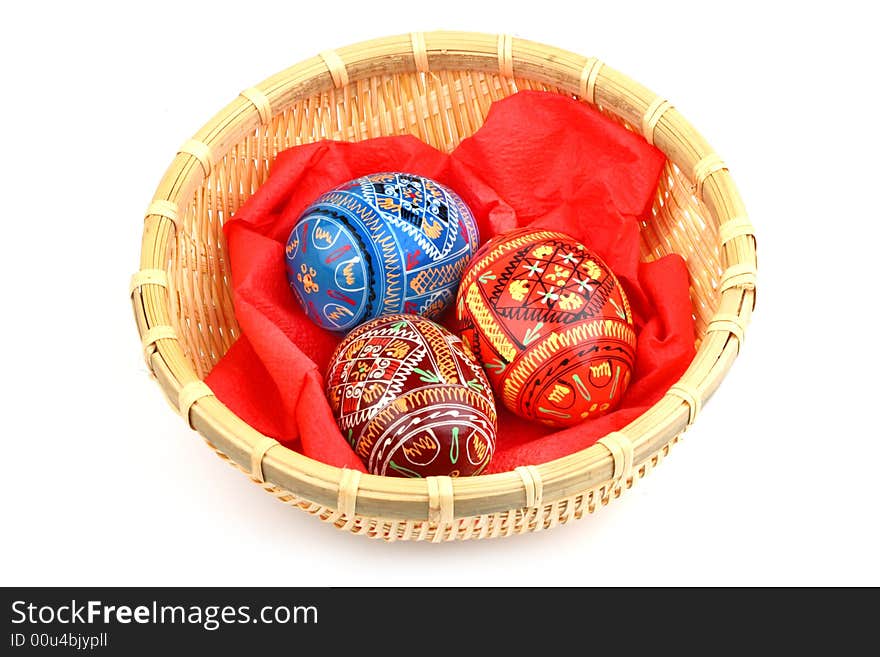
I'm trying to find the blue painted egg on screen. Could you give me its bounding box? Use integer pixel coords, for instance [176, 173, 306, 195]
[285, 172, 479, 333]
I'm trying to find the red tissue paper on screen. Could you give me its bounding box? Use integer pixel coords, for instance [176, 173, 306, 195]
[204, 90, 696, 474]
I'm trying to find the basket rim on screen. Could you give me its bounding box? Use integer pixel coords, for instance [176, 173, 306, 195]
[131, 30, 756, 525]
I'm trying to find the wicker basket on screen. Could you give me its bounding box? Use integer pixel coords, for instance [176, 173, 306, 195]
[130, 31, 756, 541]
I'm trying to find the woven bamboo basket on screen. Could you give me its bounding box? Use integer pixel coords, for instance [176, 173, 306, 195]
[130, 31, 756, 541]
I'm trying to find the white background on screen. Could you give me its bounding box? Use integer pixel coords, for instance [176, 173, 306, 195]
[2, 0, 877, 587]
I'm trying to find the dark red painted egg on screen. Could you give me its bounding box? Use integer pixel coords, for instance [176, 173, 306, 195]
[325, 313, 497, 477]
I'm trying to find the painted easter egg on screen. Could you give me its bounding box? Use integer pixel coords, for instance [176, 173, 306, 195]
[325, 313, 497, 478]
[456, 228, 637, 427]
[285, 172, 479, 334]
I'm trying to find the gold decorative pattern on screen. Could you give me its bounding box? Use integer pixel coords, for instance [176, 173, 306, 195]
[464, 283, 517, 362]
[502, 319, 636, 407]
[408, 259, 467, 295]
[459, 230, 569, 290]
[416, 319, 461, 384]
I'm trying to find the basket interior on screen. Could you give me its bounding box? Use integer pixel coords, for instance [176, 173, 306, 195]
[168, 69, 721, 378]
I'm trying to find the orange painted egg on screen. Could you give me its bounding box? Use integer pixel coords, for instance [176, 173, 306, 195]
[456, 228, 636, 426]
